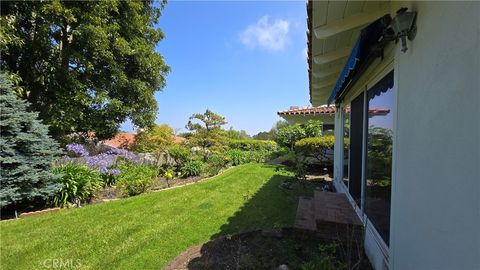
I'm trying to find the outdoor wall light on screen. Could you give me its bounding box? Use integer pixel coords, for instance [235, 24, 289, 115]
[391, 7, 417, 52]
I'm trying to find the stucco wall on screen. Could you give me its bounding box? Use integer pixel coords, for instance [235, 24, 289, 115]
[391, 2, 480, 269]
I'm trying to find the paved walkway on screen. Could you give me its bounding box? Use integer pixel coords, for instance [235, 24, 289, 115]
[294, 191, 363, 241]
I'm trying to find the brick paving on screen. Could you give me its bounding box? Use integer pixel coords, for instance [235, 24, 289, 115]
[294, 191, 363, 241]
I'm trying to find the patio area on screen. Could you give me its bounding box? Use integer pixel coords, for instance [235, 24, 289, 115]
[294, 191, 363, 241]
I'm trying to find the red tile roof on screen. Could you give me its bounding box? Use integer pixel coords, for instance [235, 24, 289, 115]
[103, 133, 187, 149]
[277, 105, 390, 116]
[103, 132, 136, 149]
[174, 136, 187, 144]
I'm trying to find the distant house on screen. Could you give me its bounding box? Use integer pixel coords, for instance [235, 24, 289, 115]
[103, 132, 136, 149]
[304, 1, 479, 269]
[102, 132, 187, 149]
[173, 136, 187, 144]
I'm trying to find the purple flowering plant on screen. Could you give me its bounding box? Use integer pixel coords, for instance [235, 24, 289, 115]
[66, 144, 89, 157]
[63, 144, 141, 179]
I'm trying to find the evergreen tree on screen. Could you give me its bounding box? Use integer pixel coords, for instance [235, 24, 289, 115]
[0, 73, 61, 209]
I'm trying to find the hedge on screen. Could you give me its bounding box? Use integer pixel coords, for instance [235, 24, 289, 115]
[229, 139, 277, 151]
[295, 136, 335, 161]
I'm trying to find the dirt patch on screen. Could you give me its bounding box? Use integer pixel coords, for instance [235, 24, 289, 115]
[165, 227, 371, 270]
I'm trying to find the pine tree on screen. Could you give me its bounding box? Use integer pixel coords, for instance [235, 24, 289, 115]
[0, 73, 61, 209]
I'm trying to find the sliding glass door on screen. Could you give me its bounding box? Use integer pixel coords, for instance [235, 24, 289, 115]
[343, 71, 394, 246]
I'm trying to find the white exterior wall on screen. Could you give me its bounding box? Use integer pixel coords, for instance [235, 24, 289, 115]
[390, 2, 480, 269]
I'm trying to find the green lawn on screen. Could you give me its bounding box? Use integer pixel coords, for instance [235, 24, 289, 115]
[0, 163, 312, 270]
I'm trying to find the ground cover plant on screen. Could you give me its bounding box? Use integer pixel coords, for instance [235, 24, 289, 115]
[0, 164, 314, 270]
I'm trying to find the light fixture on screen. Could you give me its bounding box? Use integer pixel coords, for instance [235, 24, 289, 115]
[391, 7, 417, 52]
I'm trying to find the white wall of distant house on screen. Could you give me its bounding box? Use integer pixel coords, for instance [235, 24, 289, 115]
[390, 1, 480, 269]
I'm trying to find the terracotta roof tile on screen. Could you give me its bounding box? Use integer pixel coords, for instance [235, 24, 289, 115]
[174, 137, 187, 144]
[103, 132, 136, 149]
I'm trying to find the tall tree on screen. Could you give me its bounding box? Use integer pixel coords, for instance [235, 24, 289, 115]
[0, 73, 61, 209]
[0, 0, 170, 140]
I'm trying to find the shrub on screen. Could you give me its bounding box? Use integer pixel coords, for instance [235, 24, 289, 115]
[301, 243, 347, 270]
[0, 73, 62, 209]
[226, 149, 250, 166]
[205, 152, 230, 176]
[116, 163, 158, 196]
[276, 120, 324, 150]
[167, 144, 191, 166]
[52, 164, 103, 207]
[229, 139, 277, 151]
[276, 124, 306, 150]
[295, 136, 335, 162]
[132, 124, 175, 153]
[248, 149, 272, 163]
[180, 160, 205, 177]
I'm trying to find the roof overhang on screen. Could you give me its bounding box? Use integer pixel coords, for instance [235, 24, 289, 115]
[308, 0, 391, 106]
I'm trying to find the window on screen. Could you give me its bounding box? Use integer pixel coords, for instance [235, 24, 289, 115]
[323, 124, 334, 133]
[365, 72, 394, 245]
[343, 107, 350, 187]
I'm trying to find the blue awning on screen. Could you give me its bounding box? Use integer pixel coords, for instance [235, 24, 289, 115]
[327, 15, 392, 105]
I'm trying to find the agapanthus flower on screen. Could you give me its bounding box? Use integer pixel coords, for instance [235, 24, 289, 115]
[60, 145, 140, 175]
[66, 144, 89, 157]
[109, 169, 121, 175]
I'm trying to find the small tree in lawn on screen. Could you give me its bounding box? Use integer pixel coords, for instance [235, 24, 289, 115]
[0, 73, 61, 211]
[186, 109, 228, 160]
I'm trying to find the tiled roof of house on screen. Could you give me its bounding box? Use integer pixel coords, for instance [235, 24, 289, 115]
[103, 133, 187, 149]
[278, 105, 336, 115]
[277, 105, 390, 116]
[174, 136, 187, 144]
[103, 132, 136, 149]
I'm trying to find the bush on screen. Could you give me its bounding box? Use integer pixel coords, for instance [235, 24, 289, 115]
[295, 136, 335, 162]
[167, 144, 191, 166]
[180, 160, 205, 177]
[226, 149, 251, 166]
[132, 124, 175, 153]
[52, 164, 103, 207]
[116, 163, 158, 196]
[229, 139, 277, 151]
[205, 152, 230, 176]
[248, 149, 272, 163]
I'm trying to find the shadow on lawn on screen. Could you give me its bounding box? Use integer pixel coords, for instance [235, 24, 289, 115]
[181, 165, 317, 269]
[212, 168, 311, 238]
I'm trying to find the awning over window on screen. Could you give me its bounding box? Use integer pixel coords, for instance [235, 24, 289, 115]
[327, 15, 392, 105]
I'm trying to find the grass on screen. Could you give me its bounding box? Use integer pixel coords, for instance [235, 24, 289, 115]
[0, 163, 313, 270]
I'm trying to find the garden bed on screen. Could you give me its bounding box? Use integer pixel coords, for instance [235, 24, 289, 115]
[165, 227, 372, 270]
[151, 175, 204, 190]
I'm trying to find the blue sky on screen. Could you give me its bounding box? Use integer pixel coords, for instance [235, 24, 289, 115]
[121, 0, 309, 135]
